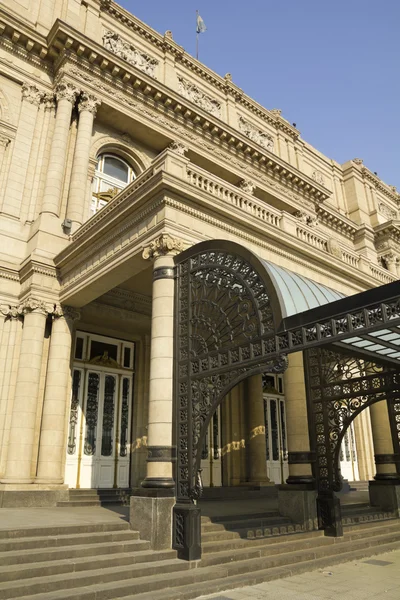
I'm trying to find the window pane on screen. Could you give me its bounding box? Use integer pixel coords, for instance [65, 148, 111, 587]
[101, 375, 116, 456]
[103, 156, 129, 182]
[75, 337, 84, 360]
[123, 347, 131, 368]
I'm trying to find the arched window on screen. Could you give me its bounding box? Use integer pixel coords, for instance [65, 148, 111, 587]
[91, 154, 136, 215]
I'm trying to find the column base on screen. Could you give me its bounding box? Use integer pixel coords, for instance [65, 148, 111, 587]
[172, 503, 201, 561]
[141, 477, 175, 489]
[369, 480, 400, 516]
[130, 488, 175, 550]
[286, 475, 315, 486]
[35, 478, 64, 485]
[0, 477, 34, 484]
[278, 485, 318, 531]
[373, 473, 400, 481]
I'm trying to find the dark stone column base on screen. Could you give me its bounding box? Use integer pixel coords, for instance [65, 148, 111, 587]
[369, 480, 400, 516]
[130, 490, 175, 550]
[141, 477, 175, 489]
[278, 485, 318, 531]
[172, 503, 201, 561]
[286, 475, 315, 486]
[373, 473, 400, 481]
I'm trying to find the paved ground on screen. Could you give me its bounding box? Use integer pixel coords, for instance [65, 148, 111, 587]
[199, 549, 400, 600]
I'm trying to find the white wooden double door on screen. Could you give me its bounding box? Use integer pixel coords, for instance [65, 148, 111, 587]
[65, 366, 133, 489]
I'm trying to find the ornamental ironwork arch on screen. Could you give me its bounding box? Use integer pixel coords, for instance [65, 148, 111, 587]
[173, 240, 288, 559]
[304, 346, 400, 496]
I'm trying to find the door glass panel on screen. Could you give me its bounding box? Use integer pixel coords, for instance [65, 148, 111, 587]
[67, 370, 81, 455]
[90, 340, 118, 363]
[101, 375, 116, 456]
[213, 411, 219, 460]
[280, 400, 288, 460]
[270, 399, 279, 461]
[120, 378, 130, 457]
[201, 428, 209, 459]
[84, 373, 100, 455]
[103, 156, 129, 182]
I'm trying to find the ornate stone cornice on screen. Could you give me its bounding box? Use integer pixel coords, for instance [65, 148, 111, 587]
[142, 233, 184, 260]
[0, 12, 49, 69]
[55, 81, 79, 104]
[78, 92, 101, 115]
[21, 83, 43, 106]
[374, 221, 400, 245]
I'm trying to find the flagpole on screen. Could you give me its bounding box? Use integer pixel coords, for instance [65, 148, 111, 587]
[196, 9, 199, 59]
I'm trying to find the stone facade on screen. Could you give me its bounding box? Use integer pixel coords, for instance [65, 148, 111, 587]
[0, 0, 397, 507]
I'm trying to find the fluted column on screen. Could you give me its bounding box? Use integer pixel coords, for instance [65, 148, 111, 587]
[370, 401, 398, 480]
[246, 374, 270, 484]
[41, 82, 79, 217]
[1, 298, 51, 483]
[141, 233, 184, 488]
[66, 93, 100, 231]
[284, 352, 314, 484]
[36, 306, 80, 483]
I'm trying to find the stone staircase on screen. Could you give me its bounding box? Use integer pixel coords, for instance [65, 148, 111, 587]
[348, 480, 370, 493]
[1, 511, 400, 599]
[57, 488, 131, 507]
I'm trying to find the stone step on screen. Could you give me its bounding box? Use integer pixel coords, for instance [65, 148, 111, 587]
[127, 539, 400, 600]
[56, 500, 102, 507]
[0, 522, 129, 540]
[0, 548, 177, 582]
[344, 516, 400, 533]
[202, 529, 324, 554]
[201, 510, 281, 524]
[0, 539, 152, 566]
[0, 529, 139, 553]
[201, 514, 291, 532]
[0, 558, 189, 600]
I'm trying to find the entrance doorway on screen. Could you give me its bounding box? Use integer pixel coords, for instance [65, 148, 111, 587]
[264, 395, 289, 484]
[200, 406, 222, 487]
[64, 332, 135, 489]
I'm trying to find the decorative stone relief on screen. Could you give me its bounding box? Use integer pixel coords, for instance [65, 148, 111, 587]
[169, 141, 188, 156]
[0, 134, 10, 148]
[238, 116, 274, 152]
[0, 305, 20, 319]
[142, 233, 184, 260]
[178, 77, 221, 118]
[55, 82, 79, 104]
[312, 170, 325, 186]
[165, 30, 173, 40]
[239, 179, 256, 195]
[378, 202, 397, 221]
[294, 211, 319, 228]
[21, 83, 43, 106]
[18, 296, 54, 315]
[327, 238, 342, 259]
[78, 92, 101, 116]
[270, 109, 282, 117]
[352, 158, 363, 165]
[102, 31, 158, 78]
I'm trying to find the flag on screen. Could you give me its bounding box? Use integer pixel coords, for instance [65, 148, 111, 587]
[196, 13, 207, 34]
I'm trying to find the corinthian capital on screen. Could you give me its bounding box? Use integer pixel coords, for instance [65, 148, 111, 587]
[0, 134, 10, 148]
[78, 92, 101, 116]
[21, 83, 43, 106]
[18, 296, 53, 316]
[142, 233, 184, 260]
[55, 81, 79, 104]
[54, 304, 81, 322]
[0, 305, 20, 319]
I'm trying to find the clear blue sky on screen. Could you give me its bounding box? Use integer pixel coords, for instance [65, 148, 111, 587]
[118, 1, 399, 189]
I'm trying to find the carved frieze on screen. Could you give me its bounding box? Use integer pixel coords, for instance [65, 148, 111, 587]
[238, 116, 274, 152]
[294, 211, 319, 228]
[178, 77, 221, 118]
[102, 31, 158, 78]
[378, 202, 397, 221]
[312, 170, 325, 186]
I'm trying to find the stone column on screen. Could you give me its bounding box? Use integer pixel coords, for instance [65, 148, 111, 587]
[1, 298, 50, 483]
[41, 81, 79, 217]
[1, 84, 42, 218]
[130, 234, 183, 551]
[284, 352, 314, 484]
[141, 233, 183, 488]
[369, 401, 398, 480]
[382, 253, 398, 276]
[246, 374, 270, 485]
[36, 306, 80, 483]
[66, 93, 100, 231]
[278, 352, 317, 532]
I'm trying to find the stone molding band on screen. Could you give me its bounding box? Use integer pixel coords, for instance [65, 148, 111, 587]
[374, 454, 400, 464]
[147, 446, 176, 462]
[288, 451, 316, 464]
[153, 267, 175, 281]
[141, 477, 175, 489]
